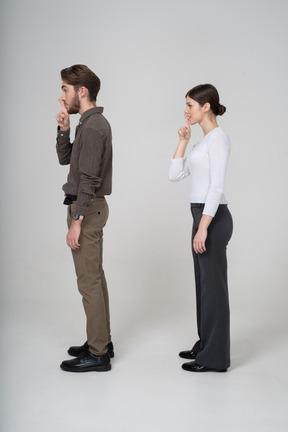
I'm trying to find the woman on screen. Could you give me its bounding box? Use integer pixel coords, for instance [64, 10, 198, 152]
[169, 84, 233, 373]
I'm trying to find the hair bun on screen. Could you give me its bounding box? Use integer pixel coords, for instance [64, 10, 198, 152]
[218, 104, 226, 116]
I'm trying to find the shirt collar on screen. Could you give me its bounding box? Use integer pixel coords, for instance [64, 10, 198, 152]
[80, 107, 104, 123]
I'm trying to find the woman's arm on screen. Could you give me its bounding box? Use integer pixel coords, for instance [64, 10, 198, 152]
[203, 132, 230, 216]
[168, 115, 192, 181]
[194, 132, 230, 254]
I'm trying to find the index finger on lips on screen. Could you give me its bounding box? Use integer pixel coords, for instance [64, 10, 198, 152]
[58, 98, 67, 112]
[185, 114, 190, 128]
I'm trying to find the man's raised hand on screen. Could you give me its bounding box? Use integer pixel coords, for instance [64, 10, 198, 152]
[56, 98, 70, 131]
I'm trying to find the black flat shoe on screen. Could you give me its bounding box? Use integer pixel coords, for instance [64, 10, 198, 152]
[60, 351, 111, 372]
[68, 341, 115, 358]
[179, 349, 197, 360]
[182, 361, 227, 373]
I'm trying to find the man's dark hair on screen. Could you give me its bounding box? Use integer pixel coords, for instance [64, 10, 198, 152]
[61, 64, 101, 102]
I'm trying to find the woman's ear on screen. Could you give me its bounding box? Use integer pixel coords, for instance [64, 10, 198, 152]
[203, 102, 211, 112]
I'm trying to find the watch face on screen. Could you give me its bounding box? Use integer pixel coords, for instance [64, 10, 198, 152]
[72, 213, 79, 220]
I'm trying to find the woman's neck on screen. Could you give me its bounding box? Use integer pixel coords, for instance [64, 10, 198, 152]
[199, 117, 219, 136]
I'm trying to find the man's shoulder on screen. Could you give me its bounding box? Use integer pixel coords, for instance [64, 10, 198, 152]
[85, 112, 111, 133]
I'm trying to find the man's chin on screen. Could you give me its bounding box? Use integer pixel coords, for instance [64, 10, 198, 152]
[68, 108, 78, 115]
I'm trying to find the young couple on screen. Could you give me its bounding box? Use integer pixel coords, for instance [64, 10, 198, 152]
[56, 64, 232, 374]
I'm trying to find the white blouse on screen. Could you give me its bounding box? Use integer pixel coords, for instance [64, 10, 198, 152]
[168, 127, 230, 217]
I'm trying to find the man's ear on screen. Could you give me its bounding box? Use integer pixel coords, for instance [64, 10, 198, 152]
[78, 86, 88, 99]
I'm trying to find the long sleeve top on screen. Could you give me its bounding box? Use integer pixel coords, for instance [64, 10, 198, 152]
[168, 127, 230, 217]
[56, 107, 112, 216]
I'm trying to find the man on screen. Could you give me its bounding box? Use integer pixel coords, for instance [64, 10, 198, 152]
[56, 64, 113, 372]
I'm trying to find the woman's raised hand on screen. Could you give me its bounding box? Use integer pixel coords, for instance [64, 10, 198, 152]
[178, 113, 191, 141]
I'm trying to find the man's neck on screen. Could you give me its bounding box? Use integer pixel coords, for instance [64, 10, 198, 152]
[79, 102, 96, 116]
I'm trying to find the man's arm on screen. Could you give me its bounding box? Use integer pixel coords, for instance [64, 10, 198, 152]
[74, 127, 104, 215]
[56, 98, 72, 165]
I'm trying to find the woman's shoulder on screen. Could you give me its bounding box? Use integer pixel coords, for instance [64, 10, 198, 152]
[207, 127, 230, 147]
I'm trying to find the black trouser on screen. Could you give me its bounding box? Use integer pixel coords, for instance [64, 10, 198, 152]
[190, 204, 233, 370]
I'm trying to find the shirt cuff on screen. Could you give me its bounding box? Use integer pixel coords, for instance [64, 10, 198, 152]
[57, 126, 70, 138]
[75, 198, 94, 216]
[203, 203, 217, 217]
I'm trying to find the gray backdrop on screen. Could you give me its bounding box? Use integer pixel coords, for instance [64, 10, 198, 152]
[1, 0, 287, 357]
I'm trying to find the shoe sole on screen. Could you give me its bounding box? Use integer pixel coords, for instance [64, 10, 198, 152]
[179, 354, 196, 360]
[182, 365, 227, 372]
[60, 364, 112, 372]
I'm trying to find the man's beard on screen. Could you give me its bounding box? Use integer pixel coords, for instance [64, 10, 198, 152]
[67, 93, 80, 114]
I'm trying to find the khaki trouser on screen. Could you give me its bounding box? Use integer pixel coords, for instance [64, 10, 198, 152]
[67, 197, 111, 356]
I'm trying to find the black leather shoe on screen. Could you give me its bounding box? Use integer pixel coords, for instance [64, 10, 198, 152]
[68, 341, 89, 357]
[182, 361, 227, 372]
[60, 351, 111, 372]
[107, 342, 114, 358]
[68, 341, 115, 358]
[179, 349, 197, 360]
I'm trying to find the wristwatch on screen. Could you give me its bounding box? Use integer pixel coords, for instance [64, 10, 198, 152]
[71, 213, 85, 221]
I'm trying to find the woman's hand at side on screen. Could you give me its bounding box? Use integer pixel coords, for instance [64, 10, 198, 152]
[193, 228, 208, 254]
[193, 214, 213, 254]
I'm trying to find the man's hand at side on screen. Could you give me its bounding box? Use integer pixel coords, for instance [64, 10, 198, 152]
[66, 220, 82, 250]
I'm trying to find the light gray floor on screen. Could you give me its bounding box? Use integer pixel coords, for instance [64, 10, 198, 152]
[1, 297, 287, 432]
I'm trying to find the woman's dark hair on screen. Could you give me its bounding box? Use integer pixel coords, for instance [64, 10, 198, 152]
[185, 84, 226, 116]
[61, 64, 101, 102]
